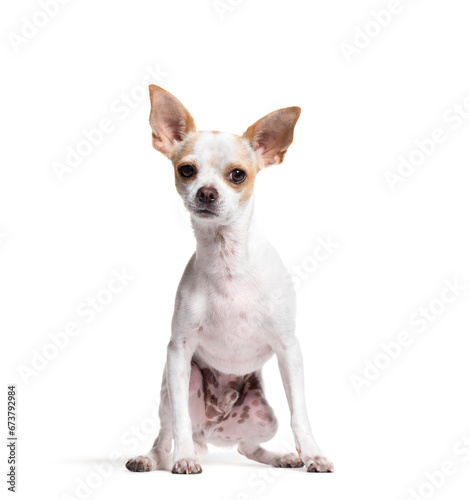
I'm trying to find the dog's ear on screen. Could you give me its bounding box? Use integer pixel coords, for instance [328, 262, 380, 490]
[243, 107, 301, 167]
[148, 85, 196, 157]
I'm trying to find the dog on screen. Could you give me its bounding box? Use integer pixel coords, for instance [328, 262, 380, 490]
[125, 86, 333, 474]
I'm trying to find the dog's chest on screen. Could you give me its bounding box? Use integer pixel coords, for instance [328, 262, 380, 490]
[194, 276, 276, 373]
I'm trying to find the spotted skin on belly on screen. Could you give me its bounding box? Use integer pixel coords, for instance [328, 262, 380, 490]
[189, 360, 278, 445]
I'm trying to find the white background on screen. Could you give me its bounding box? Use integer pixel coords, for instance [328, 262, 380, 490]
[1, 0, 469, 499]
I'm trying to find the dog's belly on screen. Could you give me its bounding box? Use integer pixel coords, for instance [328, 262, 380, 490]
[194, 342, 274, 375]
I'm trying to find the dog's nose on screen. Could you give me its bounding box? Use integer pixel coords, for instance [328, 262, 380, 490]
[196, 186, 219, 204]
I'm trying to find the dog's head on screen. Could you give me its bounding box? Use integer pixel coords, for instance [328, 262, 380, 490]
[149, 85, 300, 224]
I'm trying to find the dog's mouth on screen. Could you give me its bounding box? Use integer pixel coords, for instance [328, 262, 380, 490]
[193, 208, 218, 218]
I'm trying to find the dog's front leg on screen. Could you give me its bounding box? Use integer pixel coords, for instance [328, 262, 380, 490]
[166, 337, 202, 474]
[276, 336, 334, 473]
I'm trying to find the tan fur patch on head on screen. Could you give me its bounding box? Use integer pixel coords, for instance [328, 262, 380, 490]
[171, 132, 202, 165]
[170, 132, 202, 194]
[222, 136, 260, 204]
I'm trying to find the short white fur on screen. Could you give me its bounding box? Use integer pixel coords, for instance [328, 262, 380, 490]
[125, 86, 334, 475]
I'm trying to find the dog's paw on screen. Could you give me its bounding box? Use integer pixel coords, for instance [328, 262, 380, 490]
[125, 455, 157, 472]
[273, 452, 304, 468]
[171, 458, 202, 474]
[304, 455, 334, 473]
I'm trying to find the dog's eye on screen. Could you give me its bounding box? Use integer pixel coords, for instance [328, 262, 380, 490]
[228, 169, 247, 184]
[179, 165, 195, 178]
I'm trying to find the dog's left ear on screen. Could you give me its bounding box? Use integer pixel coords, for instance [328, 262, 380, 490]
[149, 85, 196, 157]
[243, 107, 301, 167]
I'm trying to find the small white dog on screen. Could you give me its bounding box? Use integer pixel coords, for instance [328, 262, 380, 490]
[126, 86, 333, 474]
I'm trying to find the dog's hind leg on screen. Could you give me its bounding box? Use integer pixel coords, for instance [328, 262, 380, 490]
[234, 376, 303, 468]
[238, 443, 304, 468]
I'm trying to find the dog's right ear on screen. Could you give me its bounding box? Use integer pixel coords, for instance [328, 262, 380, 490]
[148, 85, 196, 157]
